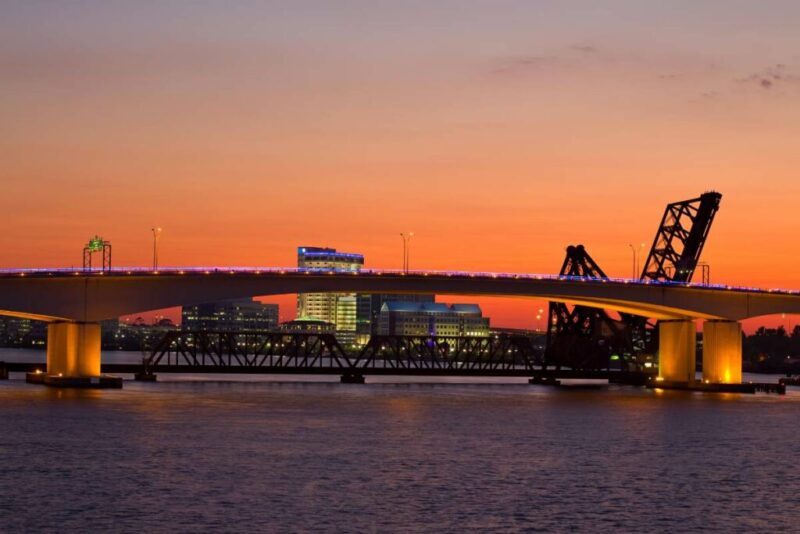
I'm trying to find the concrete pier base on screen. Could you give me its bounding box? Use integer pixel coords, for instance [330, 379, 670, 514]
[26, 322, 121, 388]
[528, 376, 561, 386]
[46, 321, 102, 377]
[703, 320, 742, 384]
[658, 319, 696, 383]
[340, 373, 365, 384]
[134, 371, 158, 382]
[26, 371, 122, 388]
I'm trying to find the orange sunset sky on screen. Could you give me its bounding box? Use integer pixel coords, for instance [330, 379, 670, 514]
[2, 1, 800, 331]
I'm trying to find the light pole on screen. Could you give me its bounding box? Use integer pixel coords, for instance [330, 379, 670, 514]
[151, 227, 162, 271]
[629, 242, 646, 279]
[697, 262, 710, 284]
[638, 242, 645, 279]
[628, 244, 636, 279]
[400, 232, 413, 272]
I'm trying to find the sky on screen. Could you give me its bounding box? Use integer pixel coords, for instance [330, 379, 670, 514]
[2, 1, 800, 329]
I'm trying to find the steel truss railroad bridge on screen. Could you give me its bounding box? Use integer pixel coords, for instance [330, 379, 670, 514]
[141, 330, 556, 383]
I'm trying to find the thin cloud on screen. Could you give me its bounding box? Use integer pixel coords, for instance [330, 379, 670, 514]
[735, 64, 799, 90]
[488, 45, 601, 77]
[489, 44, 716, 82]
[490, 55, 556, 75]
[0, 42, 287, 86]
[570, 45, 596, 54]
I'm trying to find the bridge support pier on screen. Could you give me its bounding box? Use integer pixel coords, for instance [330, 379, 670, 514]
[658, 319, 696, 383]
[26, 322, 121, 388]
[46, 321, 101, 377]
[702, 320, 742, 384]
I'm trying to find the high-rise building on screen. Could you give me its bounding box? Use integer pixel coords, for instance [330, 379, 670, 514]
[182, 298, 279, 331]
[296, 246, 364, 345]
[377, 302, 490, 337]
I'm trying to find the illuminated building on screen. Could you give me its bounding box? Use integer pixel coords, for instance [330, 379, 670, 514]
[0, 316, 47, 347]
[278, 318, 336, 334]
[356, 293, 435, 342]
[104, 317, 178, 351]
[181, 298, 279, 331]
[378, 302, 490, 337]
[296, 246, 363, 345]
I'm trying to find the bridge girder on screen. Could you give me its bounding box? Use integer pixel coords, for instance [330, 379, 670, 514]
[0, 269, 798, 324]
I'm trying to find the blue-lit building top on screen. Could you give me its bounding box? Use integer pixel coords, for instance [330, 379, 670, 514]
[297, 247, 364, 271]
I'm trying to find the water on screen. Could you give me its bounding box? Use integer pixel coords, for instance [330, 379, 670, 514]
[1, 348, 798, 532]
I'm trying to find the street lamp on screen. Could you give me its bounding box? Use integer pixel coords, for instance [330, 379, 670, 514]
[629, 242, 646, 279]
[628, 244, 636, 279]
[151, 227, 162, 271]
[400, 232, 414, 272]
[637, 242, 645, 278]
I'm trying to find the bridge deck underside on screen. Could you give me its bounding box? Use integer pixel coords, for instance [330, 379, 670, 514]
[3, 270, 800, 321]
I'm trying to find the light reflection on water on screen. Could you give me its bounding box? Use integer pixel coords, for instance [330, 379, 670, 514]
[1, 348, 798, 532]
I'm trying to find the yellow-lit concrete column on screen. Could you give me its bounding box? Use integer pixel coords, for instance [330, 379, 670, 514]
[702, 320, 742, 384]
[658, 319, 696, 383]
[46, 322, 101, 377]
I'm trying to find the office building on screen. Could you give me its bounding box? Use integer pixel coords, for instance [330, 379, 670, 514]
[182, 298, 279, 331]
[0, 316, 47, 348]
[356, 293, 436, 342]
[378, 302, 490, 337]
[104, 317, 178, 351]
[278, 318, 336, 334]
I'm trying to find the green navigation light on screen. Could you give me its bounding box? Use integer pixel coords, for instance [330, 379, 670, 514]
[87, 236, 105, 252]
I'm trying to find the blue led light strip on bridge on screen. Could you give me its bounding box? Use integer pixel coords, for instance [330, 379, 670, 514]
[0, 266, 797, 296]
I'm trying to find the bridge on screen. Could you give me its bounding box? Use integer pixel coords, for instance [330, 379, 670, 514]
[3, 266, 800, 387]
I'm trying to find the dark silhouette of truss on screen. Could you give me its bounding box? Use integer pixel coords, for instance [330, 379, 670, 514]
[352, 334, 541, 372]
[142, 330, 542, 375]
[640, 191, 721, 283]
[545, 246, 634, 370]
[545, 192, 722, 370]
[145, 330, 351, 370]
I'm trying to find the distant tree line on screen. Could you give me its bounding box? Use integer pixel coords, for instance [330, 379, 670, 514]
[741, 326, 800, 374]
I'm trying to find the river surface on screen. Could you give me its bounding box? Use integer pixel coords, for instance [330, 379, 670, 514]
[1, 348, 798, 533]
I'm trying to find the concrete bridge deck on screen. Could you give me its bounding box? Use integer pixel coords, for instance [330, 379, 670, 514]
[1, 267, 799, 322]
